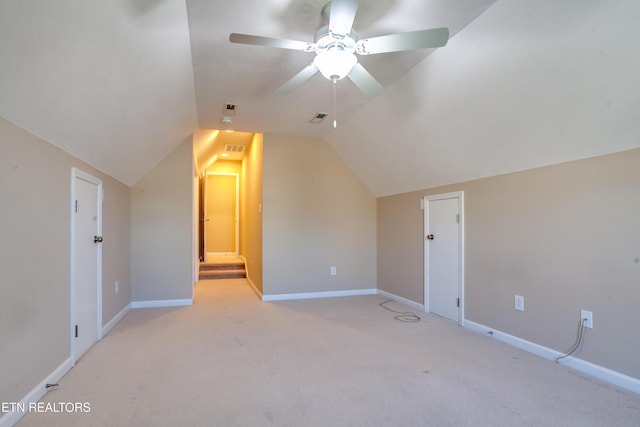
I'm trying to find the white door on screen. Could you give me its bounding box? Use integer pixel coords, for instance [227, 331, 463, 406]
[72, 169, 102, 361]
[425, 193, 464, 324]
[205, 173, 238, 256]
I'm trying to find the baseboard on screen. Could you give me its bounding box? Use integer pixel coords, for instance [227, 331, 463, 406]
[245, 276, 263, 300]
[463, 320, 640, 394]
[238, 255, 261, 300]
[131, 299, 193, 309]
[102, 303, 131, 337]
[0, 357, 73, 427]
[262, 288, 377, 302]
[376, 289, 425, 312]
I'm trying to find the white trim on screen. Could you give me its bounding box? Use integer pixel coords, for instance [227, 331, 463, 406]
[423, 191, 465, 325]
[0, 357, 73, 427]
[463, 320, 640, 394]
[102, 303, 132, 337]
[238, 255, 263, 301]
[377, 289, 425, 312]
[131, 299, 193, 308]
[262, 289, 377, 302]
[246, 276, 263, 300]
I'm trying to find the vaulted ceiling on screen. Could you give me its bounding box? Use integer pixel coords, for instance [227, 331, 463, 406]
[1, 0, 639, 196]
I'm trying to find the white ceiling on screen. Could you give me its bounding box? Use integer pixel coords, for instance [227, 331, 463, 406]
[1, 0, 639, 195]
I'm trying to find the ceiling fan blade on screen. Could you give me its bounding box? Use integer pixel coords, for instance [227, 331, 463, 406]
[229, 33, 314, 51]
[276, 63, 319, 95]
[329, 0, 359, 36]
[348, 63, 383, 98]
[356, 27, 449, 55]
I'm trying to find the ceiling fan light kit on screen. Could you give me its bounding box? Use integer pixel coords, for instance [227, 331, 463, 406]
[314, 49, 356, 81]
[313, 27, 358, 81]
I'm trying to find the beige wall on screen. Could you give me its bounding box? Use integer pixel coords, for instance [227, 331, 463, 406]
[262, 134, 376, 296]
[207, 159, 242, 175]
[131, 137, 194, 302]
[240, 134, 263, 292]
[378, 149, 640, 379]
[0, 117, 131, 405]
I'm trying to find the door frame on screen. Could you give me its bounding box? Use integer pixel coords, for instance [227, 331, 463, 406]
[205, 172, 239, 258]
[70, 168, 103, 363]
[423, 191, 465, 325]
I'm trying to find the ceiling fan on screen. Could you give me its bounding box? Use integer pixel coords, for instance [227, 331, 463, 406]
[229, 0, 449, 98]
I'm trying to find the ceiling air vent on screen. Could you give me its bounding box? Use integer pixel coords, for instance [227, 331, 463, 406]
[224, 144, 246, 153]
[310, 112, 328, 124]
[224, 103, 237, 116]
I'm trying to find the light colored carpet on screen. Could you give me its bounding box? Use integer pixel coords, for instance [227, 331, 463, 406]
[17, 279, 640, 426]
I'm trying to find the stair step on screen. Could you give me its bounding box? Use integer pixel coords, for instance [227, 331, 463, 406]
[199, 260, 246, 280]
[200, 262, 245, 271]
[199, 269, 246, 280]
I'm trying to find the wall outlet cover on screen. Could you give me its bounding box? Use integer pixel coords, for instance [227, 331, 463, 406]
[581, 309, 593, 328]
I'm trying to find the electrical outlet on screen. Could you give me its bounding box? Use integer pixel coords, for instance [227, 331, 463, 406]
[581, 309, 593, 328]
[514, 295, 524, 311]
[115, 281, 119, 294]
[330, 266, 337, 276]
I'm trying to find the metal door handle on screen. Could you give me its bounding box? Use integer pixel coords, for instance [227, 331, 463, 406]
[94, 236, 103, 243]
[426, 234, 434, 240]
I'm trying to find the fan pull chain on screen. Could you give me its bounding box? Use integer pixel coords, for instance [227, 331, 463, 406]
[332, 78, 337, 128]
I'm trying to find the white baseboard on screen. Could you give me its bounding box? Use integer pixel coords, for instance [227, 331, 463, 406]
[376, 289, 425, 312]
[245, 276, 263, 300]
[131, 299, 193, 309]
[0, 357, 73, 427]
[262, 288, 377, 302]
[463, 319, 640, 395]
[102, 303, 132, 337]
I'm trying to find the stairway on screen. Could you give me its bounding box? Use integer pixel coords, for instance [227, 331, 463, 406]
[199, 259, 246, 280]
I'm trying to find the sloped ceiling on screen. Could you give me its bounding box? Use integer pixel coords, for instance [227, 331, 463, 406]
[0, 0, 197, 186]
[1, 0, 639, 194]
[325, 0, 640, 196]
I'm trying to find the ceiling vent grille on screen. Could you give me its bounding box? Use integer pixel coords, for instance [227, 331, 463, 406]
[224, 144, 246, 153]
[224, 103, 237, 116]
[310, 112, 328, 124]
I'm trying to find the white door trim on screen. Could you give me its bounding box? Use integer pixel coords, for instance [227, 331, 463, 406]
[205, 172, 239, 257]
[70, 168, 103, 363]
[423, 191, 465, 325]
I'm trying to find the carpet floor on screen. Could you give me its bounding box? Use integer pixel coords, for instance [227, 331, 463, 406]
[17, 279, 640, 426]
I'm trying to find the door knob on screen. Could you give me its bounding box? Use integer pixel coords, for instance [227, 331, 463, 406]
[426, 234, 434, 240]
[94, 236, 103, 243]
